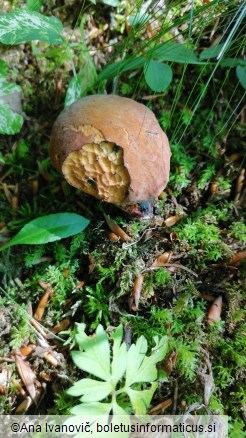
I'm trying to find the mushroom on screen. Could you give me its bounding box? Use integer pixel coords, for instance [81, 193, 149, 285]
[49, 95, 171, 217]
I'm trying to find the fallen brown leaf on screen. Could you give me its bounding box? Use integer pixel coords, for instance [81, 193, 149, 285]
[43, 352, 58, 367]
[151, 251, 173, 267]
[19, 345, 35, 357]
[163, 351, 178, 375]
[108, 231, 120, 242]
[105, 216, 131, 242]
[15, 396, 32, 414]
[131, 274, 144, 311]
[229, 251, 246, 266]
[34, 284, 54, 321]
[52, 318, 71, 334]
[164, 215, 180, 227]
[14, 353, 36, 401]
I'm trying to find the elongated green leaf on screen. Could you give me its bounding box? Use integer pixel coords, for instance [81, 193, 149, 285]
[99, 57, 146, 81]
[67, 378, 112, 402]
[0, 213, 89, 251]
[151, 41, 198, 64]
[221, 58, 246, 68]
[0, 104, 23, 135]
[236, 66, 246, 90]
[128, 13, 150, 26]
[0, 9, 64, 45]
[199, 44, 224, 60]
[144, 61, 172, 92]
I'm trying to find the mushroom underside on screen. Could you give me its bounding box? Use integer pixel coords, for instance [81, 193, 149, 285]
[62, 141, 131, 205]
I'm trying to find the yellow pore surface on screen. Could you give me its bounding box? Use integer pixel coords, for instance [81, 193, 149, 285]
[62, 142, 130, 204]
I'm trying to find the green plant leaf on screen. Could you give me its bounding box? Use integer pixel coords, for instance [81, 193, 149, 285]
[144, 61, 172, 92]
[236, 66, 246, 90]
[0, 9, 64, 45]
[133, 336, 168, 383]
[0, 60, 8, 77]
[125, 336, 148, 387]
[72, 324, 111, 381]
[67, 378, 112, 402]
[152, 41, 198, 64]
[26, 0, 44, 11]
[199, 43, 224, 60]
[128, 13, 150, 26]
[0, 104, 23, 135]
[99, 57, 146, 81]
[64, 76, 82, 107]
[111, 325, 127, 384]
[125, 383, 157, 415]
[70, 402, 112, 416]
[0, 81, 21, 96]
[68, 325, 167, 416]
[0, 213, 90, 251]
[220, 58, 246, 68]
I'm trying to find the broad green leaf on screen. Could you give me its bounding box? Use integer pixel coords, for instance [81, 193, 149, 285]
[67, 378, 112, 402]
[125, 336, 147, 387]
[70, 402, 112, 416]
[65, 76, 82, 107]
[0, 213, 89, 251]
[125, 383, 157, 415]
[26, 0, 44, 11]
[0, 104, 23, 135]
[199, 44, 224, 60]
[111, 325, 127, 384]
[0, 81, 21, 97]
[151, 41, 198, 64]
[236, 66, 246, 90]
[72, 325, 111, 381]
[144, 61, 172, 92]
[0, 9, 64, 45]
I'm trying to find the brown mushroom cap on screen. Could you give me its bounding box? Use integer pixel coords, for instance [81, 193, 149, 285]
[49, 94, 171, 211]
